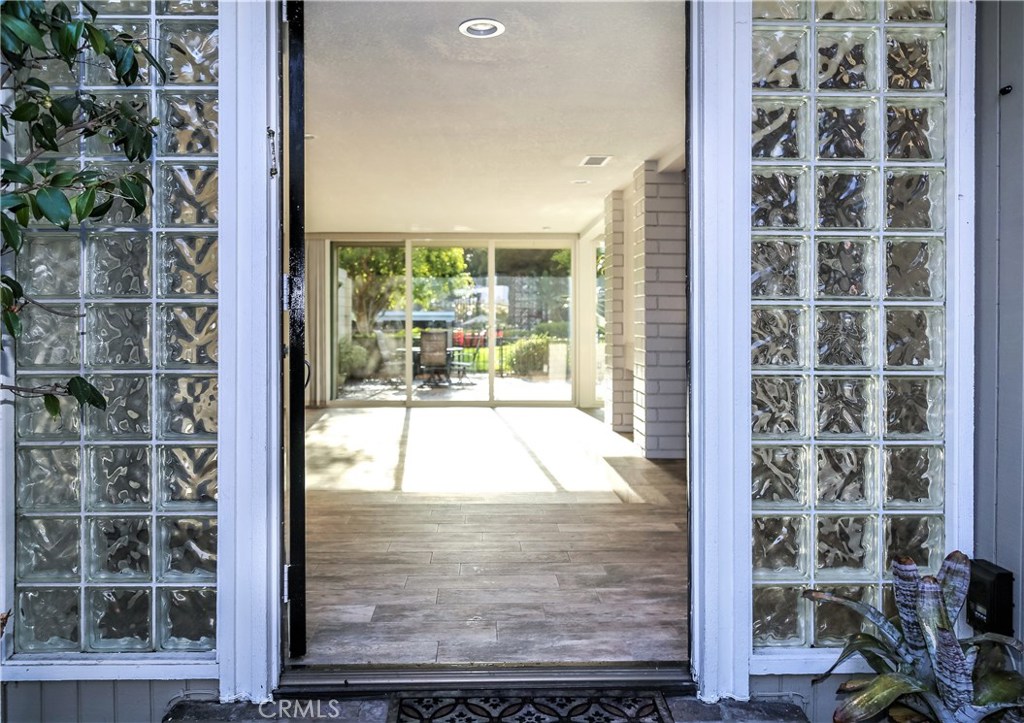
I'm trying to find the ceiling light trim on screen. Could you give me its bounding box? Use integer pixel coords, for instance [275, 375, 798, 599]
[458, 18, 506, 39]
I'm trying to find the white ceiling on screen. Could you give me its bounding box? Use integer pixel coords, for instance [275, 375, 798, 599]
[304, 1, 686, 235]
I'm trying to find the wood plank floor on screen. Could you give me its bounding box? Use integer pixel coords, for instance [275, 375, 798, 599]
[300, 407, 688, 666]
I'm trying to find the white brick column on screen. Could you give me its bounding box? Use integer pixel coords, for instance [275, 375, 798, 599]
[604, 191, 633, 433]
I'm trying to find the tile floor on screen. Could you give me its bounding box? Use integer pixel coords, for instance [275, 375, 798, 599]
[299, 407, 688, 666]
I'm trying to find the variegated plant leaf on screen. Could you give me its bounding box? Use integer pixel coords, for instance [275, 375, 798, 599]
[813, 632, 900, 683]
[963, 633, 1024, 657]
[804, 589, 911, 662]
[917, 576, 973, 711]
[838, 678, 876, 693]
[973, 669, 1024, 706]
[886, 704, 932, 722]
[893, 556, 929, 665]
[833, 673, 926, 723]
[936, 551, 970, 622]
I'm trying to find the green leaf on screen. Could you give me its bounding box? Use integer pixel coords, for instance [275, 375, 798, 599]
[833, 673, 927, 723]
[1, 214, 24, 253]
[963, 633, 1024, 656]
[43, 394, 61, 419]
[812, 632, 900, 684]
[74, 187, 96, 221]
[139, 44, 167, 83]
[2, 163, 34, 185]
[48, 171, 77, 188]
[2, 309, 22, 338]
[937, 551, 971, 623]
[1, 275, 25, 300]
[23, 78, 51, 93]
[67, 376, 106, 411]
[34, 159, 56, 178]
[974, 670, 1024, 705]
[34, 187, 73, 228]
[4, 16, 48, 52]
[114, 45, 134, 80]
[84, 22, 106, 55]
[118, 176, 146, 215]
[51, 96, 80, 126]
[1, 287, 13, 309]
[11, 102, 40, 122]
[82, 1, 99, 20]
[88, 195, 114, 219]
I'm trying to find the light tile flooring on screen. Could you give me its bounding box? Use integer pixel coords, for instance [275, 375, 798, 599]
[300, 407, 688, 666]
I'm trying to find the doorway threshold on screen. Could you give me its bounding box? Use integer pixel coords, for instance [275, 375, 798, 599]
[276, 662, 695, 698]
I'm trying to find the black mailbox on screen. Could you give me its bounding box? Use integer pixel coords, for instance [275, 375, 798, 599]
[966, 559, 1015, 636]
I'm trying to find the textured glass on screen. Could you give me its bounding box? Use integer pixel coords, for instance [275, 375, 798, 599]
[817, 238, 873, 298]
[90, 0, 151, 14]
[753, 1, 806, 20]
[84, 92, 149, 156]
[160, 517, 217, 580]
[817, 29, 876, 91]
[818, 102, 876, 160]
[814, 585, 876, 646]
[885, 446, 944, 508]
[885, 515, 943, 573]
[160, 93, 218, 155]
[87, 446, 151, 510]
[887, 103, 944, 160]
[887, 30, 945, 91]
[87, 588, 151, 651]
[16, 517, 80, 581]
[88, 517, 151, 580]
[16, 376, 81, 440]
[86, 233, 151, 297]
[752, 376, 806, 438]
[159, 234, 218, 297]
[817, 170, 876, 230]
[886, 308, 942, 368]
[754, 516, 808, 578]
[160, 304, 218, 367]
[816, 516, 875, 578]
[158, 375, 218, 438]
[159, 164, 218, 226]
[816, 308, 873, 368]
[752, 308, 805, 368]
[753, 586, 807, 646]
[886, 1, 945, 22]
[886, 171, 944, 230]
[160, 20, 219, 85]
[816, 377, 874, 436]
[752, 446, 807, 507]
[160, 588, 215, 651]
[752, 29, 806, 90]
[752, 170, 805, 228]
[85, 304, 153, 369]
[15, 304, 80, 370]
[817, 446, 874, 507]
[159, 446, 217, 509]
[885, 377, 943, 438]
[16, 448, 81, 510]
[159, 0, 218, 15]
[752, 240, 804, 298]
[85, 375, 152, 439]
[817, 1, 876, 21]
[86, 23, 151, 86]
[15, 588, 80, 652]
[887, 238, 943, 299]
[17, 234, 81, 297]
[753, 100, 805, 160]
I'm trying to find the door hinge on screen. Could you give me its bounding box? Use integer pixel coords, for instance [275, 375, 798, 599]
[267, 127, 279, 178]
[283, 563, 290, 603]
[282, 274, 291, 311]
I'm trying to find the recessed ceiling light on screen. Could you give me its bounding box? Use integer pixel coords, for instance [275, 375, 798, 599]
[459, 18, 505, 39]
[571, 179, 591, 185]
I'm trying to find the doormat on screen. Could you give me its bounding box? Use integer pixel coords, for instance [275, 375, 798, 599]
[393, 692, 670, 723]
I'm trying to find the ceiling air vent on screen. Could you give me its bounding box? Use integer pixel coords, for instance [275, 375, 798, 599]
[580, 155, 612, 167]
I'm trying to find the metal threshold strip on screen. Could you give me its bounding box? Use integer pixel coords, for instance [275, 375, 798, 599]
[276, 662, 695, 698]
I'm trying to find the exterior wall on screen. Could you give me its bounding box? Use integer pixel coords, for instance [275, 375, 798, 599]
[2, 679, 217, 722]
[750, 673, 854, 721]
[974, 0, 1024, 638]
[604, 191, 633, 433]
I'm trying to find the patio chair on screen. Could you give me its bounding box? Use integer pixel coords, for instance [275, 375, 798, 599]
[374, 330, 403, 386]
[418, 329, 450, 387]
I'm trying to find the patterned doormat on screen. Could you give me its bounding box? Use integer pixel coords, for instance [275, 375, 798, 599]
[393, 693, 671, 723]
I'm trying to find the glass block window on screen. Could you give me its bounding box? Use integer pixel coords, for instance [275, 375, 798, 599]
[12, 0, 219, 654]
[751, 0, 948, 648]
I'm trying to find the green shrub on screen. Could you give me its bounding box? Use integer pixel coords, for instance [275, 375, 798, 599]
[532, 321, 569, 339]
[337, 338, 370, 379]
[505, 335, 549, 375]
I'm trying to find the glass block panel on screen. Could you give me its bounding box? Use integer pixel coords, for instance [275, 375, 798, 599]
[886, 238, 943, 299]
[816, 377, 874, 437]
[85, 23, 152, 86]
[754, 515, 808, 578]
[87, 588, 151, 651]
[816, 446, 874, 507]
[817, 100, 877, 160]
[16, 376, 81, 440]
[16, 517, 80, 581]
[85, 304, 153, 369]
[887, 30, 945, 91]
[160, 20, 219, 85]
[752, 239, 804, 299]
[160, 588, 216, 651]
[16, 448, 81, 510]
[160, 517, 217, 580]
[15, 303, 80, 370]
[158, 375, 218, 438]
[15, 588, 80, 652]
[884, 446, 944, 508]
[753, 446, 808, 507]
[158, 163, 219, 226]
[753, 1, 806, 20]
[817, 29, 877, 91]
[87, 446, 151, 510]
[160, 93, 219, 155]
[884, 515, 943, 573]
[158, 0, 219, 14]
[32, 54, 79, 88]
[88, 517, 151, 580]
[886, 308, 942, 368]
[887, 102, 945, 160]
[884, 377, 944, 438]
[753, 99, 806, 160]
[816, 1, 877, 21]
[753, 585, 807, 646]
[752, 28, 807, 90]
[816, 308, 873, 368]
[159, 446, 218, 509]
[159, 304, 219, 367]
[17, 234, 81, 297]
[159, 234, 219, 297]
[83, 92, 149, 156]
[817, 238, 873, 298]
[86, 233, 152, 297]
[89, 0, 151, 14]
[886, 0, 945, 22]
[814, 585, 876, 646]
[752, 307, 805, 368]
[816, 515, 875, 579]
[886, 171, 945, 230]
[85, 375, 152, 440]
[752, 170, 806, 229]
[817, 169, 877, 230]
[752, 376, 806, 438]
[85, 164, 152, 225]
